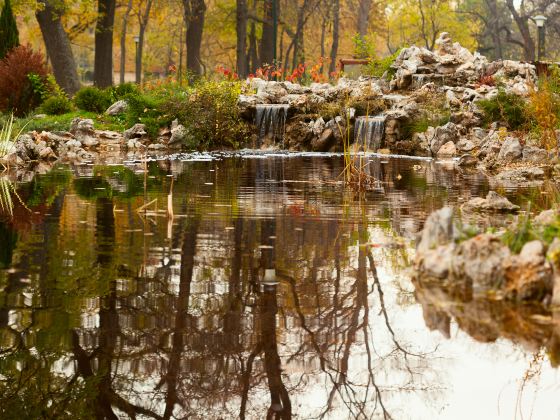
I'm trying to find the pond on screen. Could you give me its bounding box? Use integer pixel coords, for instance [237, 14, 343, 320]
[0, 152, 559, 419]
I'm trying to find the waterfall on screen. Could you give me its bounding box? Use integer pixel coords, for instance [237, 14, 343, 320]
[354, 115, 385, 151]
[255, 104, 290, 148]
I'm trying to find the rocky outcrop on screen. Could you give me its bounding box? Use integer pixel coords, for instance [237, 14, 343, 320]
[461, 191, 519, 213]
[415, 207, 556, 304]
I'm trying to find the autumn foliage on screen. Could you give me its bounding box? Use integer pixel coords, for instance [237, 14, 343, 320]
[0, 45, 49, 116]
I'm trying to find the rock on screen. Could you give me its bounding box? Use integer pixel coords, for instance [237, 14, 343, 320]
[436, 141, 456, 158]
[69, 117, 98, 147]
[494, 167, 545, 182]
[105, 100, 128, 115]
[458, 154, 478, 167]
[462, 191, 520, 213]
[422, 244, 454, 279]
[451, 234, 511, 291]
[38, 147, 57, 160]
[311, 128, 336, 152]
[478, 131, 502, 159]
[124, 124, 148, 141]
[429, 122, 459, 155]
[311, 117, 325, 136]
[416, 206, 455, 254]
[238, 94, 264, 118]
[15, 134, 42, 161]
[456, 138, 475, 152]
[535, 209, 557, 226]
[445, 89, 461, 108]
[496, 136, 522, 163]
[503, 240, 552, 301]
[169, 123, 188, 146]
[548, 238, 560, 306]
[522, 146, 549, 163]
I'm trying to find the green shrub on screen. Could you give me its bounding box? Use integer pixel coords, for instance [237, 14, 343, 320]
[366, 49, 401, 79]
[109, 83, 139, 101]
[161, 80, 249, 149]
[74, 86, 111, 113]
[477, 88, 528, 130]
[40, 95, 74, 115]
[124, 92, 168, 138]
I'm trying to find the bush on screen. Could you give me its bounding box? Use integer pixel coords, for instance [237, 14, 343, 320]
[477, 88, 528, 130]
[161, 80, 250, 149]
[365, 50, 401, 79]
[74, 86, 111, 113]
[124, 91, 168, 138]
[109, 82, 139, 101]
[527, 75, 560, 151]
[39, 95, 74, 115]
[0, 45, 49, 116]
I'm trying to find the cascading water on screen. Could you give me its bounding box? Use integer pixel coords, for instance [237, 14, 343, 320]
[354, 115, 385, 152]
[255, 104, 290, 148]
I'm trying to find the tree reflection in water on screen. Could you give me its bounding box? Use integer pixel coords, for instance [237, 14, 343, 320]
[0, 155, 500, 419]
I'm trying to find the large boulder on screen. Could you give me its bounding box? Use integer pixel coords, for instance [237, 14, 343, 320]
[451, 234, 511, 292]
[429, 122, 459, 155]
[461, 191, 519, 213]
[105, 100, 128, 116]
[124, 124, 148, 141]
[496, 136, 522, 163]
[70, 117, 98, 147]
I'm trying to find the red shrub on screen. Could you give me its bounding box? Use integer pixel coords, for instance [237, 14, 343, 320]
[0, 45, 49, 116]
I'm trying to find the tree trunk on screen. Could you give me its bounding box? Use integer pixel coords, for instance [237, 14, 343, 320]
[94, 0, 116, 88]
[292, 5, 306, 69]
[505, 0, 534, 61]
[236, 0, 248, 78]
[184, 0, 206, 76]
[329, 0, 339, 74]
[259, 0, 274, 66]
[119, 0, 133, 84]
[137, 0, 154, 84]
[357, 0, 372, 39]
[35, 0, 81, 95]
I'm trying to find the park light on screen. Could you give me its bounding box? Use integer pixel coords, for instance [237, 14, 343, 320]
[134, 35, 140, 84]
[534, 15, 547, 27]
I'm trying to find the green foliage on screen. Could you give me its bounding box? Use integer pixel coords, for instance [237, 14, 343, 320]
[365, 50, 401, 79]
[161, 80, 250, 149]
[108, 82, 140, 102]
[13, 111, 126, 134]
[0, 0, 19, 60]
[74, 86, 112, 113]
[39, 94, 74, 115]
[402, 92, 450, 136]
[352, 34, 375, 59]
[477, 88, 528, 130]
[123, 91, 168, 138]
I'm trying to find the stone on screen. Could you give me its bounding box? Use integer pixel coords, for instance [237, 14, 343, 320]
[548, 238, 560, 307]
[105, 100, 128, 115]
[535, 209, 557, 226]
[456, 138, 475, 152]
[169, 123, 188, 146]
[436, 141, 456, 158]
[458, 154, 478, 167]
[124, 124, 148, 141]
[494, 167, 545, 182]
[422, 244, 454, 279]
[522, 146, 549, 163]
[461, 191, 520, 213]
[503, 240, 552, 301]
[496, 136, 522, 163]
[238, 94, 264, 118]
[311, 128, 335, 152]
[429, 122, 459, 155]
[416, 206, 455, 254]
[38, 146, 57, 160]
[451, 234, 511, 291]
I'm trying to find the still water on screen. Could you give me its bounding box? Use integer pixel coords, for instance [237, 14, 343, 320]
[0, 153, 559, 419]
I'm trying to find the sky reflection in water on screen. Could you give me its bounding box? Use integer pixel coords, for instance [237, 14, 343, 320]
[0, 153, 558, 419]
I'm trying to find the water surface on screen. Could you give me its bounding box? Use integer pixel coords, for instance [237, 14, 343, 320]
[0, 153, 558, 419]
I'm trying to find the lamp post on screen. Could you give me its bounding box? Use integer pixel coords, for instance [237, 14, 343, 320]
[133, 35, 140, 84]
[533, 15, 547, 62]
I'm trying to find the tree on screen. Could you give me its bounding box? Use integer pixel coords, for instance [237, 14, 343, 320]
[94, 0, 116, 87]
[183, 0, 206, 76]
[329, 0, 339, 74]
[35, 0, 81, 95]
[136, 0, 154, 84]
[0, 0, 19, 59]
[119, 0, 133, 84]
[236, 0, 248, 77]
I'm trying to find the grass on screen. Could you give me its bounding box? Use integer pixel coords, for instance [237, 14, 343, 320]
[11, 111, 127, 134]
